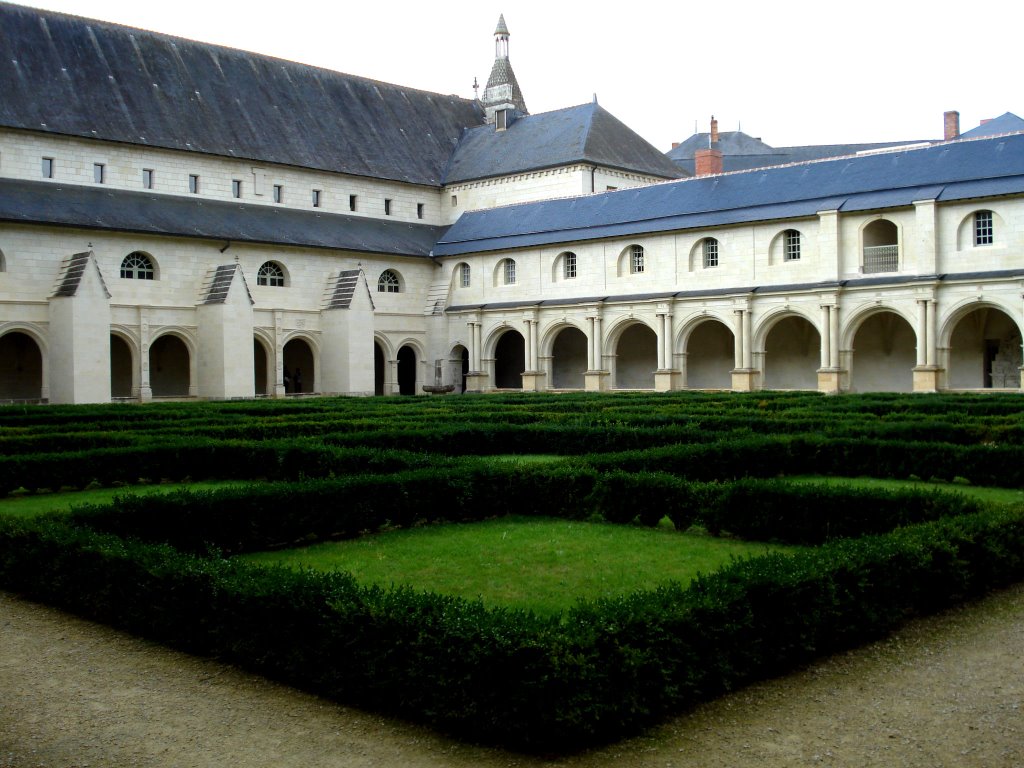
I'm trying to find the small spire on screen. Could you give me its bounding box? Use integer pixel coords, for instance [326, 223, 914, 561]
[494, 14, 510, 36]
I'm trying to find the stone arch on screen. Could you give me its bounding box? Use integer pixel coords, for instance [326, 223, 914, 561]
[282, 335, 316, 394]
[757, 310, 822, 390]
[547, 324, 588, 389]
[451, 262, 471, 290]
[679, 315, 734, 389]
[149, 332, 192, 397]
[110, 331, 137, 399]
[377, 268, 403, 293]
[488, 326, 525, 389]
[397, 345, 417, 395]
[449, 343, 469, 394]
[120, 250, 158, 280]
[769, 228, 804, 265]
[956, 208, 1005, 250]
[552, 251, 578, 282]
[252, 334, 272, 396]
[606, 319, 657, 389]
[374, 340, 387, 395]
[845, 306, 916, 392]
[0, 329, 44, 400]
[860, 217, 901, 274]
[941, 300, 1022, 389]
[256, 260, 288, 287]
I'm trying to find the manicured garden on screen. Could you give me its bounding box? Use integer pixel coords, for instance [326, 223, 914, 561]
[0, 391, 1022, 751]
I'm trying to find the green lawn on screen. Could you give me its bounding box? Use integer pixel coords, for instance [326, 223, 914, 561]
[239, 516, 799, 615]
[0, 481, 244, 519]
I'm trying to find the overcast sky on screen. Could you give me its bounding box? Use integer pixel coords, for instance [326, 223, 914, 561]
[18, 0, 1024, 153]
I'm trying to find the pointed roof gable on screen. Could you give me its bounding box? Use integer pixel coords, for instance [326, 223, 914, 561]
[0, 3, 484, 186]
[960, 112, 1024, 139]
[51, 250, 111, 298]
[444, 102, 684, 184]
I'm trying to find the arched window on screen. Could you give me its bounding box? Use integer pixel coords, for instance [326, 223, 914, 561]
[702, 238, 719, 268]
[502, 258, 517, 285]
[783, 229, 801, 261]
[120, 251, 155, 280]
[257, 261, 285, 287]
[459, 262, 471, 288]
[629, 244, 645, 274]
[378, 269, 401, 293]
[561, 251, 577, 279]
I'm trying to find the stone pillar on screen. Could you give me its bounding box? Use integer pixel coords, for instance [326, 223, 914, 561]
[464, 319, 487, 392]
[654, 306, 679, 391]
[913, 296, 942, 393]
[731, 307, 759, 391]
[817, 303, 843, 394]
[585, 311, 608, 392]
[273, 311, 286, 397]
[139, 308, 152, 401]
[521, 316, 544, 391]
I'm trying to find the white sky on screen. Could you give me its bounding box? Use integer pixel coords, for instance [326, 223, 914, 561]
[17, 0, 1024, 152]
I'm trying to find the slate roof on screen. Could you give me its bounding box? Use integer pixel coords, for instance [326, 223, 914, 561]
[435, 133, 1024, 256]
[0, 2, 484, 186]
[444, 102, 685, 184]
[0, 178, 446, 257]
[666, 130, 928, 174]
[960, 112, 1024, 139]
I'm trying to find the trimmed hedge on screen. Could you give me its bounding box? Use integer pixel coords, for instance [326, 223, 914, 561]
[1, 505, 1022, 751]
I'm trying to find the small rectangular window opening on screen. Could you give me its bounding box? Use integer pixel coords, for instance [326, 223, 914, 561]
[93, 163, 105, 184]
[451, 194, 458, 207]
[188, 174, 199, 194]
[232, 179, 242, 198]
[416, 203, 425, 219]
[42, 157, 54, 178]
[349, 194, 357, 212]
[312, 189, 321, 208]
[495, 109, 507, 131]
[384, 198, 392, 216]
[143, 168, 154, 189]
[273, 184, 282, 203]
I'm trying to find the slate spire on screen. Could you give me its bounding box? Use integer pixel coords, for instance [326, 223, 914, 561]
[481, 14, 527, 123]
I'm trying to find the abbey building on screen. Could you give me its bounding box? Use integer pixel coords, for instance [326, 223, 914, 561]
[1, 3, 1022, 402]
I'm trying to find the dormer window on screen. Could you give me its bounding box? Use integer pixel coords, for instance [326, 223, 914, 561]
[495, 109, 508, 131]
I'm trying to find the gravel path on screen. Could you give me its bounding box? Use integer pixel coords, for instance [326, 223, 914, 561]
[1, 585, 1022, 768]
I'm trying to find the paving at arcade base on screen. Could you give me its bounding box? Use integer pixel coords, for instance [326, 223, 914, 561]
[0, 584, 1021, 768]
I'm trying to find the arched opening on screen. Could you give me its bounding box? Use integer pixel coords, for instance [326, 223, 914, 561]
[110, 335, 133, 399]
[397, 345, 417, 395]
[947, 307, 1022, 389]
[149, 335, 191, 397]
[0, 331, 43, 400]
[550, 327, 588, 389]
[283, 338, 314, 394]
[374, 342, 386, 396]
[493, 330, 525, 389]
[862, 220, 899, 273]
[763, 316, 821, 390]
[615, 323, 657, 389]
[685, 320, 734, 389]
[253, 339, 270, 396]
[851, 311, 915, 392]
[450, 345, 469, 393]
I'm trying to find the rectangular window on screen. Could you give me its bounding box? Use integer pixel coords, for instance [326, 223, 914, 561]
[312, 189, 321, 207]
[416, 203, 425, 219]
[42, 157, 54, 178]
[384, 198, 392, 216]
[784, 229, 801, 261]
[451, 194, 458, 207]
[495, 109, 507, 131]
[974, 210, 993, 246]
[273, 184, 282, 203]
[564, 252, 577, 279]
[606, 186, 618, 191]
[460, 263, 471, 287]
[232, 179, 242, 198]
[143, 168, 154, 189]
[93, 163, 105, 184]
[188, 174, 199, 194]
[349, 194, 357, 212]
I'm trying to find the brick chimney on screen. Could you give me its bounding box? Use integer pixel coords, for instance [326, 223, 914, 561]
[695, 147, 723, 176]
[710, 115, 719, 143]
[944, 110, 960, 141]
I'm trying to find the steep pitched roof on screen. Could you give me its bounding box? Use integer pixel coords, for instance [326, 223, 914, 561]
[435, 134, 1024, 255]
[444, 102, 685, 184]
[0, 2, 483, 186]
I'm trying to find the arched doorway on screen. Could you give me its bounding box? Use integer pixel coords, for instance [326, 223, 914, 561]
[947, 307, 1022, 389]
[397, 345, 417, 395]
[493, 330, 525, 389]
[686, 320, 734, 389]
[374, 342, 386, 396]
[0, 331, 43, 400]
[550, 327, 587, 389]
[615, 323, 657, 389]
[850, 311, 915, 392]
[149, 335, 191, 397]
[763, 315, 821, 390]
[283, 338, 314, 394]
[110, 334, 133, 398]
[450, 345, 469, 393]
[253, 339, 270, 396]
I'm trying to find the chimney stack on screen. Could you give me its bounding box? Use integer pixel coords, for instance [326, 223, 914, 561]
[710, 115, 719, 144]
[944, 110, 960, 141]
[695, 147, 723, 176]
